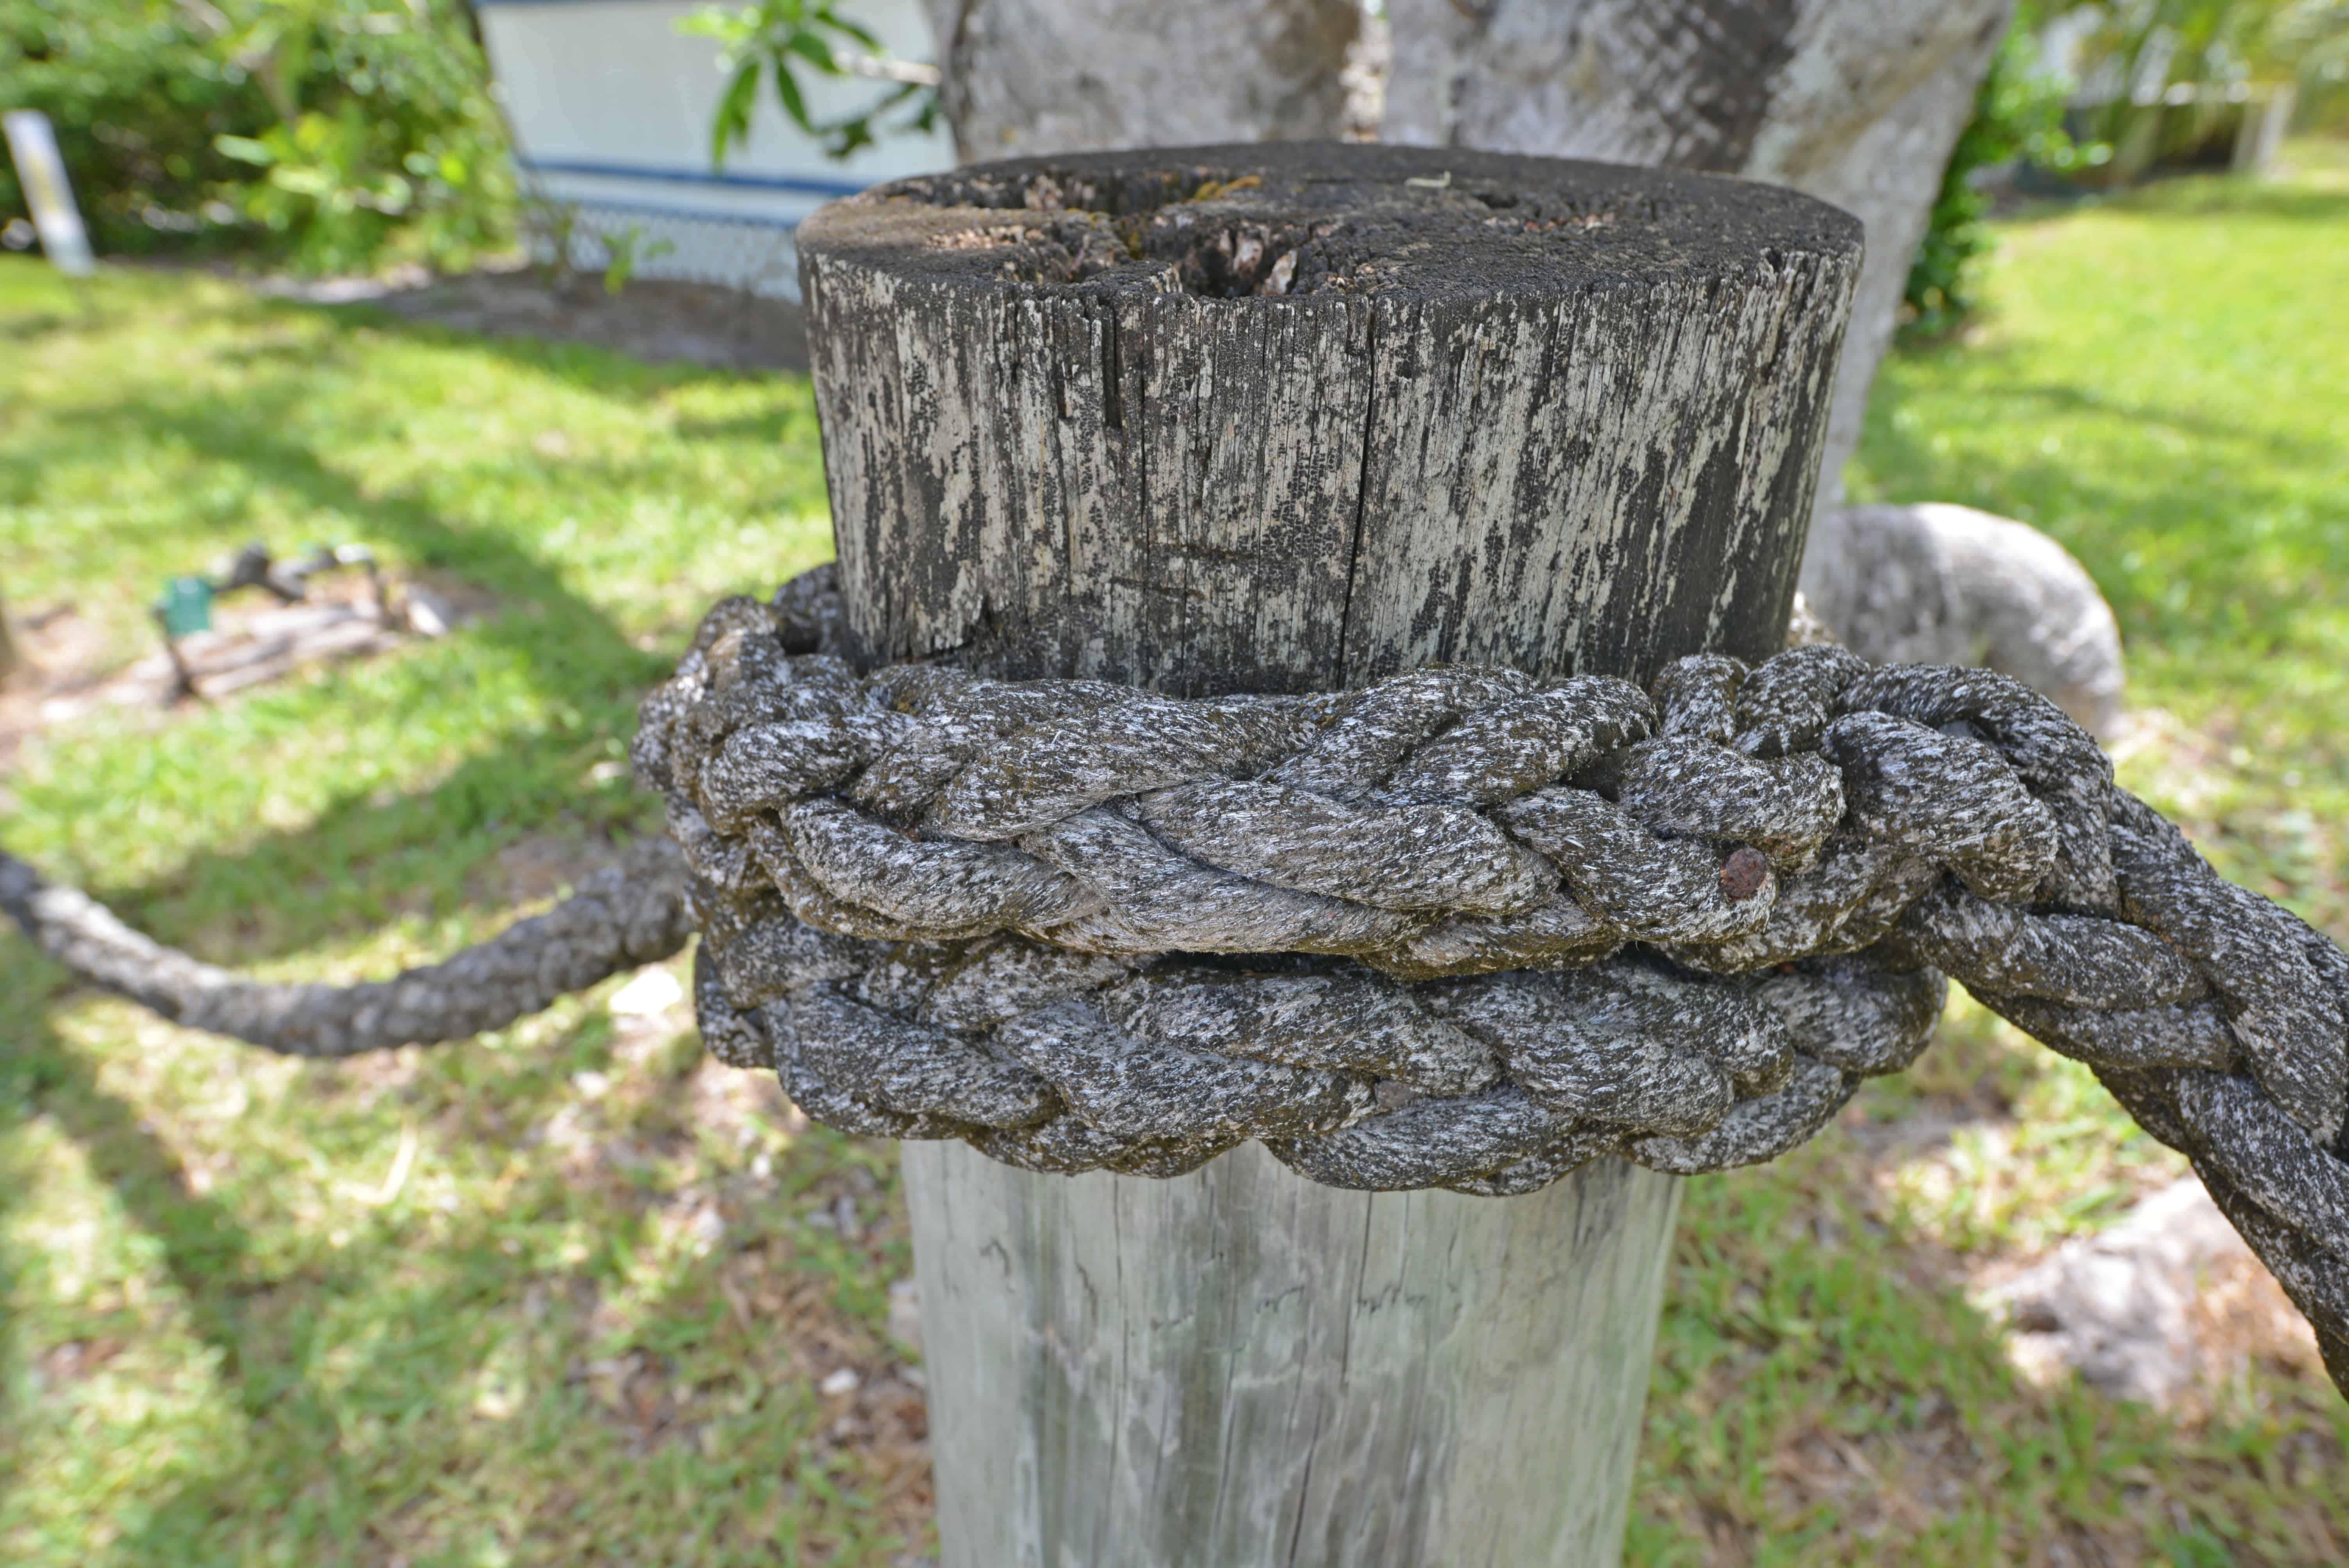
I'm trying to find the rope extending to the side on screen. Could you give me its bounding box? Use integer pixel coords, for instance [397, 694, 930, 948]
[645, 569, 2349, 1394]
[4, 562, 2344, 1398]
[0, 837, 691, 1055]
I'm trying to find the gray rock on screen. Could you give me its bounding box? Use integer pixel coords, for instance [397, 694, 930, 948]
[1979, 1178, 2255, 1407]
[1799, 503, 2125, 738]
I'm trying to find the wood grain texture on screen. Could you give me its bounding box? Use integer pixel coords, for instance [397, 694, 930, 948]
[905, 1139, 1682, 1568]
[798, 144, 1858, 1566]
[799, 142, 1860, 696]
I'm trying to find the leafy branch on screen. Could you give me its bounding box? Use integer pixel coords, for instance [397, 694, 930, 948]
[680, 0, 941, 166]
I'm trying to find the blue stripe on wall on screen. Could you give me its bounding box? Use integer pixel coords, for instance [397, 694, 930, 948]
[520, 156, 869, 199]
[548, 194, 804, 230]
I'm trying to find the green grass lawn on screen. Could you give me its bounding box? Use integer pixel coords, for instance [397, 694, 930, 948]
[4, 144, 2348, 1566]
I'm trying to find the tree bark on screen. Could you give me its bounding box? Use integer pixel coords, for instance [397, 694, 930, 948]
[1378, 0, 2012, 505]
[797, 142, 1859, 1566]
[920, 0, 1360, 162]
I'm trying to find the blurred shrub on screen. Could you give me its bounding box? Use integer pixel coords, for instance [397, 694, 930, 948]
[0, 0, 513, 272]
[2044, 1, 2348, 156]
[1902, 1, 2349, 340]
[1, 0, 257, 257]
[2271, 0, 2349, 128]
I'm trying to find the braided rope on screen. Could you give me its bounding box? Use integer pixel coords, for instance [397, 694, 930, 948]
[0, 837, 693, 1056]
[652, 568, 2349, 1396]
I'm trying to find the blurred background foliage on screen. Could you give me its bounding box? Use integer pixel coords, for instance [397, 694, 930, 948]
[1904, 9, 2086, 342]
[2064, 0, 2349, 142]
[681, 0, 940, 166]
[0, 0, 513, 273]
[1907, 0, 2349, 339]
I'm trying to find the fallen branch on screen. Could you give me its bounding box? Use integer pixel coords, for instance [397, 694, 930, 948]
[0, 836, 691, 1055]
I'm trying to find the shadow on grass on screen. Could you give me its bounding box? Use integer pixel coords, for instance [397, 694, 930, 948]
[0, 993, 260, 1555]
[3, 1003, 256, 1365]
[1872, 367, 2341, 469]
[0, 964, 634, 1563]
[0, 363, 691, 958]
[0, 381, 654, 662]
[0, 309, 83, 344]
[0, 945, 924, 1564]
[87, 743, 667, 970]
[1854, 369, 2349, 662]
[308, 295, 807, 403]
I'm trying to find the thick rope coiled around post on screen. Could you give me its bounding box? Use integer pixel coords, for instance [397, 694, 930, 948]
[647, 568, 2349, 1397]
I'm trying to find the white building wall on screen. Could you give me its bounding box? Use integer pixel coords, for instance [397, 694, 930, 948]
[476, 0, 955, 296]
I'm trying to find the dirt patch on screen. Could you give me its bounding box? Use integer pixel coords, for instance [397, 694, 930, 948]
[1975, 1177, 2325, 1408]
[0, 570, 495, 788]
[306, 264, 811, 373]
[476, 831, 631, 911]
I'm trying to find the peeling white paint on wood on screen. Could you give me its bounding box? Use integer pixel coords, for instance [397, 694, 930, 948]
[799, 143, 1857, 1565]
[802, 143, 1859, 697]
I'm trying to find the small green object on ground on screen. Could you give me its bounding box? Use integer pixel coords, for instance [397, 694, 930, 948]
[154, 575, 212, 638]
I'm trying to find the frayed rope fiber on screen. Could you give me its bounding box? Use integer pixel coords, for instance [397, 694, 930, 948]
[650, 567, 2349, 1395]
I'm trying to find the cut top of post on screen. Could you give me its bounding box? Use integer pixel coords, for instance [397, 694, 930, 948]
[798, 142, 1861, 696]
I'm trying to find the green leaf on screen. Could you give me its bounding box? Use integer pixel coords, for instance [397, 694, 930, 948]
[215, 134, 278, 167]
[780, 29, 844, 77]
[825, 118, 876, 159]
[821, 9, 882, 53]
[770, 53, 815, 135]
[677, 5, 750, 45]
[711, 59, 761, 167]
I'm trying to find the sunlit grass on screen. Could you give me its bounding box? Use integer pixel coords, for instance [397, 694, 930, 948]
[0, 263, 914, 1566]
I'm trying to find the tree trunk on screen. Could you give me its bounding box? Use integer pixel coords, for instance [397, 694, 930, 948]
[797, 142, 1859, 1566]
[0, 593, 17, 681]
[919, 0, 1361, 162]
[1378, 0, 2012, 506]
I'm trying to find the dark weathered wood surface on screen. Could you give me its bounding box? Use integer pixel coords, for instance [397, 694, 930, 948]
[798, 143, 1859, 1566]
[799, 142, 1861, 697]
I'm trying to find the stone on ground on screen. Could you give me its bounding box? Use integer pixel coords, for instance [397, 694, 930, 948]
[1800, 502, 2125, 737]
[1979, 1178, 2319, 1406]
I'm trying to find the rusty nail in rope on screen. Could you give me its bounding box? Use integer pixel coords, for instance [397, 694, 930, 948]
[1719, 846, 1770, 901]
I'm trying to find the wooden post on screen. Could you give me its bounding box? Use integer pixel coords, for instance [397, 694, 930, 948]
[797, 143, 1859, 1567]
